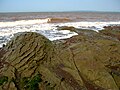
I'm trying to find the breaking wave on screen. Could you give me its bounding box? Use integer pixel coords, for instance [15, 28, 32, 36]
[0, 18, 71, 27]
[0, 18, 120, 47]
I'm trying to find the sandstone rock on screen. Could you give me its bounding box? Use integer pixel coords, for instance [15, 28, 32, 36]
[100, 26, 120, 41]
[57, 26, 76, 32]
[0, 30, 120, 90]
[47, 18, 71, 23]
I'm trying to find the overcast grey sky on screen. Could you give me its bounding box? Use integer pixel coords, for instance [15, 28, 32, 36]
[0, 0, 120, 12]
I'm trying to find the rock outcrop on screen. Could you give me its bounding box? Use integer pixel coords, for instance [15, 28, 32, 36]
[100, 26, 120, 41]
[47, 18, 71, 23]
[57, 26, 76, 32]
[0, 27, 120, 90]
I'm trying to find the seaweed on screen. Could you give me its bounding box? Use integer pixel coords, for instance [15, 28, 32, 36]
[22, 73, 42, 90]
[0, 76, 8, 86]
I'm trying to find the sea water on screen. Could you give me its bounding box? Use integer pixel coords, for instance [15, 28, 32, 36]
[0, 12, 120, 47]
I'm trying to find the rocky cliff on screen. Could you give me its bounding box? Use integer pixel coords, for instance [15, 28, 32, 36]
[0, 26, 120, 90]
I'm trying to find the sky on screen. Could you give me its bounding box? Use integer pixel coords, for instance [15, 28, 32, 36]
[0, 0, 120, 12]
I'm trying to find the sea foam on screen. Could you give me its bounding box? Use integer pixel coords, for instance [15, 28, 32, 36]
[0, 18, 120, 47]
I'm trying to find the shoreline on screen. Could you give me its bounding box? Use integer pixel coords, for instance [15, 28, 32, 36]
[0, 20, 120, 48]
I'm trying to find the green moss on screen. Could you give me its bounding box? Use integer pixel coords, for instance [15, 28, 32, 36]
[11, 73, 42, 90]
[0, 76, 8, 86]
[22, 73, 42, 90]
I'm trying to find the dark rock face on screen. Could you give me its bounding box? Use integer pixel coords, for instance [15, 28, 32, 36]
[100, 26, 120, 41]
[57, 26, 76, 32]
[0, 29, 120, 90]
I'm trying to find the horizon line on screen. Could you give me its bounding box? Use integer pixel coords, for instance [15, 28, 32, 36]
[0, 10, 120, 13]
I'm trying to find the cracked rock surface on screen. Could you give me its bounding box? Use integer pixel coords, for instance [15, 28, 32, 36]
[0, 27, 120, 90]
